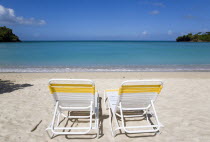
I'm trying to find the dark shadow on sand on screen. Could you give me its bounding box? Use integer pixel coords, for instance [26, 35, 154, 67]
[98, 97, 109, 138]
[0, 79, 33, 94]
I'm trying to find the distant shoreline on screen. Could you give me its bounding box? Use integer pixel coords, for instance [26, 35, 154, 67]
[20, 40, 176, 42]
[3, 40, 210, 43]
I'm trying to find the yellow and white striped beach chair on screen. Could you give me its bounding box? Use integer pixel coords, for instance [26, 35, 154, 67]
[46, 79, 99, 138]
[104, 80, 163, 136]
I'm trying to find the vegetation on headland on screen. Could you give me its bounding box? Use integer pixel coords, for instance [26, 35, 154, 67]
[0, 26, 21, 42]
[176, 32, 210, 42]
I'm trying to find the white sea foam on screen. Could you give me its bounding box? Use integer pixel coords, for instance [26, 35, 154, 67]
[1, 65, 210, 72]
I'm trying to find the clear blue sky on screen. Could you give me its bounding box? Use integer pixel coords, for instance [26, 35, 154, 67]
[0, 0, 209, 41]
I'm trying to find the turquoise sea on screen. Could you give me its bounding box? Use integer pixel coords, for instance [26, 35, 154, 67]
[0, 41, 210, 72]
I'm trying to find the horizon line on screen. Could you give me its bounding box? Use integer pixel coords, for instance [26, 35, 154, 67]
[22, 40, 176, 42]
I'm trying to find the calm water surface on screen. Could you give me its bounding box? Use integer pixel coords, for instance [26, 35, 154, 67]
[0, 41, 210, 72]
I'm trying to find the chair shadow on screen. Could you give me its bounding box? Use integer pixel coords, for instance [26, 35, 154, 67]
[114, 112, 158, 138]
[98, 97, 109, 138]
[53, 97, 109, 139]
[0, 79, 33, 94]
[123, 132, 156, 138]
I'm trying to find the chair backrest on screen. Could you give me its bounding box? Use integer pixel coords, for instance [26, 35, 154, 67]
[48, 79, 95, 107]
[118, 80, 163, 108]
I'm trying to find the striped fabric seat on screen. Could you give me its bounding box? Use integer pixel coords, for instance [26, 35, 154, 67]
[49, 83, 95, 108]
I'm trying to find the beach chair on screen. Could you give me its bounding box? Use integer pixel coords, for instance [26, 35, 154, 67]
[46, 79, 99, 138]
[104, 80, 163, 136]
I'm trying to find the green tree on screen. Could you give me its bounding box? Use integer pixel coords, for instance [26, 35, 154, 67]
[197, 32, 202, 35]
[0, 26, 21, 42]
[176, 32, 210, 42]
[206, 32, 210, 35]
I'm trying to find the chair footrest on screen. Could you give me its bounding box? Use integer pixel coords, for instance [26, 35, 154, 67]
[54, 127, 91, 130]
[115, 125, 160, 133]
[124, 125, 160, 128]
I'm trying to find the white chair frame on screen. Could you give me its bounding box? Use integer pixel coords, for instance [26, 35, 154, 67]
[46, 79, 99, 138]
[104, 80, 164, 137]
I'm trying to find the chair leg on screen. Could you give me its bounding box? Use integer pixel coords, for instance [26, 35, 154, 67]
[109, 108, 115, 136]
[56, 112, 61, 127]
[46, 101, 59, 138]
[96, 97, 99, 139]
[46, 126, 54, 139]
[97, 119, 99, 139]
[151, 100, 163, 132]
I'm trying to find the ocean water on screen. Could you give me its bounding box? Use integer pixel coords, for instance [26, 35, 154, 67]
[0, 41, 210, 72]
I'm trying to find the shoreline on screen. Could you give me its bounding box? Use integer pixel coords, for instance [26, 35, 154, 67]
[1, 72, 210, 79]
[1, 64, 210, 72]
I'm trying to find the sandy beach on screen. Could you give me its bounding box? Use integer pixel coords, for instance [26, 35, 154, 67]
[0, 72, 210, 142]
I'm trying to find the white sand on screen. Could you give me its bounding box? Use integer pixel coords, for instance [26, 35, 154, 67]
[0, 72, 210, 142]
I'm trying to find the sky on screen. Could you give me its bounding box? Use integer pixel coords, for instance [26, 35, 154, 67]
[0, 0, 210, 41]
